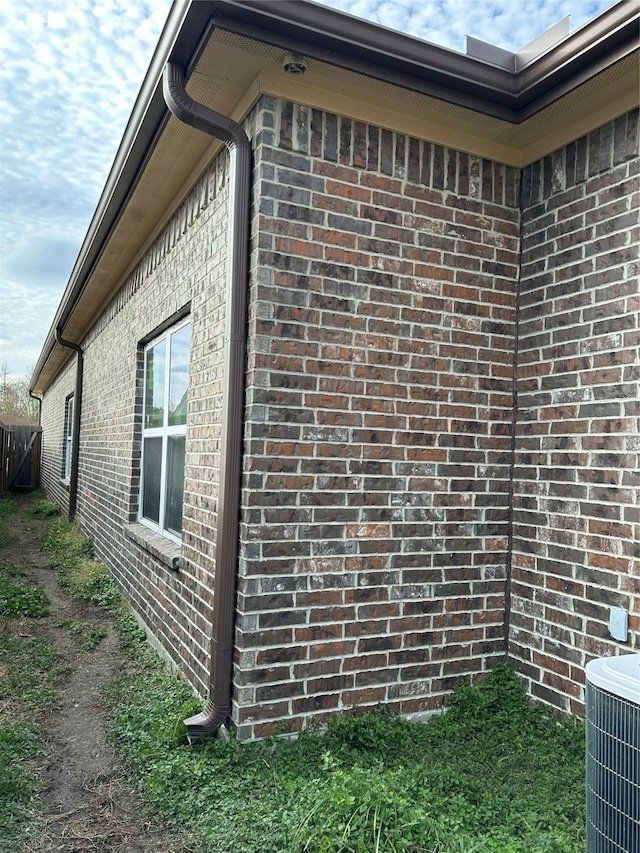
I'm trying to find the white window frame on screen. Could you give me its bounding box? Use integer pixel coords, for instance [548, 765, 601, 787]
[139, 318, 191, 544]
[62, 394, 74, 481]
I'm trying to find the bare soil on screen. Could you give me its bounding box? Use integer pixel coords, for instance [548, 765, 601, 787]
[4, 493, 200, 853]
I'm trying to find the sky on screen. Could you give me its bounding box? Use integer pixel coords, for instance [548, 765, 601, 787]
[0, 0, 615, 380]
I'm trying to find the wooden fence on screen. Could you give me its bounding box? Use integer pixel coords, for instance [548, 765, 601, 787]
[0, 425, 12, 496]
[0, 423, 41, 496]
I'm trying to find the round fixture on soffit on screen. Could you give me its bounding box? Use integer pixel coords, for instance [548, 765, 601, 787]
[283, 52, 307, 75]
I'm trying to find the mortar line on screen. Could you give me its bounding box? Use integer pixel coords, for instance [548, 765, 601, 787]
[504, 166, 525, 659]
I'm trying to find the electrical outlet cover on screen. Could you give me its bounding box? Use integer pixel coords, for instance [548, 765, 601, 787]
[609, 607, 628, 642]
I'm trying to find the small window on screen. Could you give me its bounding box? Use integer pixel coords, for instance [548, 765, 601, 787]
[140, 319, 191, 542]
[62, 394, 74, 480]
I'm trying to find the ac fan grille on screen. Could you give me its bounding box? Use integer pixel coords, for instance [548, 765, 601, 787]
[586, 681, 640, 852]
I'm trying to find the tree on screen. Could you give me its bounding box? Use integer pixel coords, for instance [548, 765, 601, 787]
[0, 364, 39, 421]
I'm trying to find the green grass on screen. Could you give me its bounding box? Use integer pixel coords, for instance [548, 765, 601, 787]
[31, 498, 60, 518]
[102, 664, 586, 853]
[0, 722, 43, 848]
[0, 635, 55, 703]
[0, 499, 50, 621]
[57, 619, 108, 650]
[40, 512, 587, 853]
[0, 495, 15, 545]
[0, 615, 56, 850]
[0, 568, 49, 618]
[44, 516, 121, 611]
[0, 495, 59, 850]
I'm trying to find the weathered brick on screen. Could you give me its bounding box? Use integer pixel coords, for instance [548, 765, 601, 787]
[39, 94, 638, 740]
[511, 111, 638, 713]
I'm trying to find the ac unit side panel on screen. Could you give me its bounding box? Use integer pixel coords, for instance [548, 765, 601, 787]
[586, 654, 640, 853]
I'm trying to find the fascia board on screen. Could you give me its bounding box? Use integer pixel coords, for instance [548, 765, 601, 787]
[515, 4, 639, 119]
[209, 0, 516, 113]
[55, 2, 199, 331]
[208, 0, 639, 119]
[517, 0, 638, 86]
[209, 13, 519, 121]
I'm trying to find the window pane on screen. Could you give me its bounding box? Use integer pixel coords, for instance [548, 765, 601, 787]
[142, 437, 162, 524]
[168, 324, 191, 426]
[63, 396, 74, 478]
[164, 435, 185, 536]
[145, 340, 166, 428]
[66, 397, 74, 435]
[65, 437, 72, 479]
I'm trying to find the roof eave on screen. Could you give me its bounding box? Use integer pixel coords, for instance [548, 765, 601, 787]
[30, 0, 639, 394]
[516, 1, 639, 119]
[207, 0, 638, 116]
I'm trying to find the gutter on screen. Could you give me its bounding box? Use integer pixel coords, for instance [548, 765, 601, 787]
[209, 0, 639, 120]
[54, 330, 83, 520]
[163, 62, 251, 741]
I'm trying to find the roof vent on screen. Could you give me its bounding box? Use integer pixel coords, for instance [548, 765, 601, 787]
[282, 51, 307, 75]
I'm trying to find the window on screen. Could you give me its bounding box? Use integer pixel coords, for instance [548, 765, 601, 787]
[140, 319, 191, 542]
[62, 394, 74, 480]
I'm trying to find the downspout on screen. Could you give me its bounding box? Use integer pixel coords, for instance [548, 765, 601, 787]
[162, 62, 251, 741]
[55, 331, 83, 520]
[28, 391, 42, 426]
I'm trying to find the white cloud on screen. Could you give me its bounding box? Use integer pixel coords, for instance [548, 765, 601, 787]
[0, 0, 618, 378]
[46, 10, 68, 30]
[0, 0, 172, 376]
[318, 0, 615, 51]
[4, 237, 79, 287]
[0, 279, 61, 379]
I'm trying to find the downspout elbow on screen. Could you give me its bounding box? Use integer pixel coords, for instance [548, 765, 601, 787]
[183, 698, 228, 743]
[28, 390, 42, 427]
[55, 328, 83, 358]
[163, 63, 251, 152]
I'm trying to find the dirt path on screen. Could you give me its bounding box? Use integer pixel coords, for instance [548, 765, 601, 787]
[4, 494, 200, 853]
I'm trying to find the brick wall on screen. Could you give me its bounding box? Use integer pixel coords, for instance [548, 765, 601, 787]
[39, 93, 638, 740]
[39, 357, 76, 514]
[510, 108, 640, 714]
[234, 98, 520, 739]
[41, 151, 231, 696]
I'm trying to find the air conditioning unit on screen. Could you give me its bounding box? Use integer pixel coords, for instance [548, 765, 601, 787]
[586, 653, 640, 853]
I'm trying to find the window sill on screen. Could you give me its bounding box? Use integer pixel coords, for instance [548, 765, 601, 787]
[125, 522, 181, 571]
[60, 478, 70, 492]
